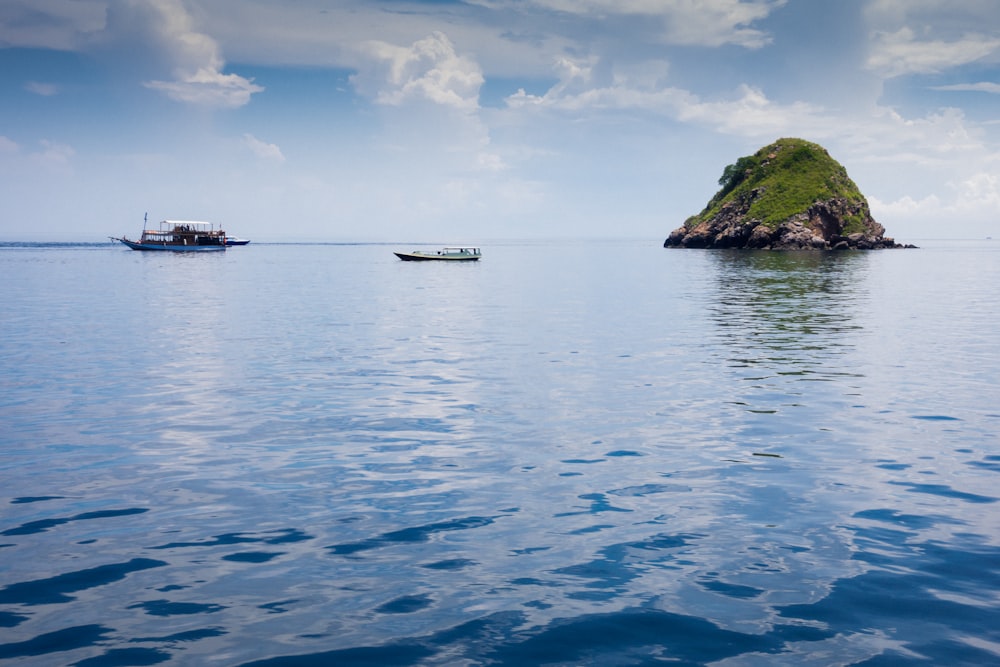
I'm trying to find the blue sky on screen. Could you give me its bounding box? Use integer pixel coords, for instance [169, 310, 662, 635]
[1, 0, 998, 241]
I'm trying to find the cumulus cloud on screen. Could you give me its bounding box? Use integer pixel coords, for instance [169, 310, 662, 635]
[242, 134, 285, 162]
[106, 0, 263, 108]
[348, 31, 505, 181]
[867, 27, 1000, 77]
[353, 31, 484, 112]
[144, 70, 263, 108]
[508, 60, 823, 139]
[871, 170, 1000, 230]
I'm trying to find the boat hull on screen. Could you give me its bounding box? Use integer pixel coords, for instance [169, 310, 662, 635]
[114, 238, 226, 252]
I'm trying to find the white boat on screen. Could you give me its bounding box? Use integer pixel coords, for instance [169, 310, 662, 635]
[225, 237, 250, 246]
[394, 247, 481, 261]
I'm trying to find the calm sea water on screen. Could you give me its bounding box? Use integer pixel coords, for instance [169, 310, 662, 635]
[1, 239, 998, 666]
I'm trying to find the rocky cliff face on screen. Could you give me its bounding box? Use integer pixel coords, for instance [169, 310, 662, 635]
[664, 139, 913, 250]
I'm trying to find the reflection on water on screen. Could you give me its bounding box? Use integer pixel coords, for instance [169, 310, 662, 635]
[1, 242, 998, 665]
[704, 250, 871, 430]
[708, 250, 869, 362]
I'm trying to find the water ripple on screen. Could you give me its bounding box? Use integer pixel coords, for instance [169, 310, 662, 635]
[2, 241, 998, 664]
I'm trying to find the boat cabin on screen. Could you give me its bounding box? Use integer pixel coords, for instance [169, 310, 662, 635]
[141, 220, 226, 247]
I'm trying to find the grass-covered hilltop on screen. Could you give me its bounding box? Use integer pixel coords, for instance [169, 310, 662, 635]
[664, 138, 913, 249]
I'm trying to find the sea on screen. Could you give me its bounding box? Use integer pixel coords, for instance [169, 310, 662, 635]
[1, 238, 998, 666]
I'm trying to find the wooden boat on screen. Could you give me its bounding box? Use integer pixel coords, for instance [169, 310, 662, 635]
[394, 247, 481, 261]
[111, 217, 227, 252]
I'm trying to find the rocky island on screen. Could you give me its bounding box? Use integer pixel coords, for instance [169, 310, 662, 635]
[664, 138, 913, 250]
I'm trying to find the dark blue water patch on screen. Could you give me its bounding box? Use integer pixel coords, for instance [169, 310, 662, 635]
[150, 528, 311, 550]
[969, 455, 1000, 472]
[375, 594, 434, 614]
[876, 461, 910, 470]
[259, 600, 298, 614]
[888, 481, 997, 504]
[1, 507, 149, 536]
[0, 610, 29, 627]
[484, 608, 781, 665]
[237, 607, 781, 666]
[128, 599, 226, 616]
[699, 578, 765, 599]
[327, 515, 498, 556]
[130, 628, 226, 643]
[777, 568, 1000, 664]
[149, 533, 257, 549]
[421, 558, 477, 570]
[0, 624, 111, 659]
[0, 558, 166, 605]
[605, 450, 642, 457]
[72, 646, 171, 666]
[608, 483, 691, 498]
[222, 551, 284, 563]
[510, 577, 558, 587]
[554, 493, 631, 517]
[156, 585, 185, 593]
[239, 641, 435, 667]
[569, 523, 615, 535]
[853, 508, 963, 531]
[554, 555, 634, 590]
[553, 533, 699, 591]
[912, 415, 961, 421]
[10, 496, 65, 504]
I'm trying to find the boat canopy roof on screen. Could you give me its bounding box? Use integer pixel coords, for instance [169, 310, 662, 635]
[157, 220, 219, 231]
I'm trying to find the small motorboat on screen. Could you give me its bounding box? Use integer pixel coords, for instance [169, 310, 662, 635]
[225, 237, 250, 246]
[394, 247, 481, 261]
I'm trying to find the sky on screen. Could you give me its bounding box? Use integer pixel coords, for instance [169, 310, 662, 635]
[1, 0, 998, 242]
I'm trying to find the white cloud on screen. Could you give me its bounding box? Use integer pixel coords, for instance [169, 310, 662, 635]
[354, 32, 484, 112]
[242, 134, 285, 163]
[654, 0, 785, 48]
[507, 61, 824, 139]
[867, 27, 1000, 77]
[144, 69, 263, 108]
[107, 0, 263, 108]
[673, 85, 824, 137]
[0, 136, 19, 155]
[932, 82, 1000, 94]
[481, 0, 784, 48]
[871, 170, 1000, 235]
